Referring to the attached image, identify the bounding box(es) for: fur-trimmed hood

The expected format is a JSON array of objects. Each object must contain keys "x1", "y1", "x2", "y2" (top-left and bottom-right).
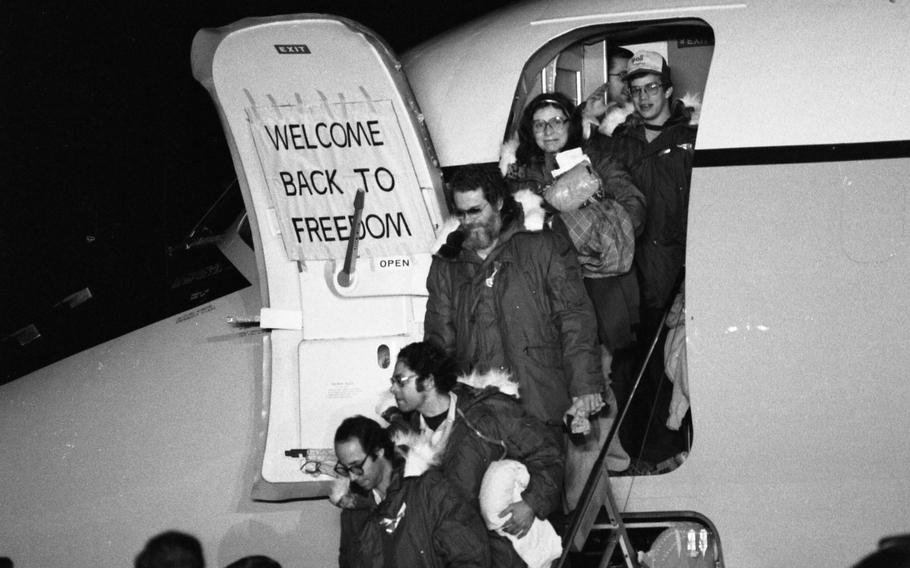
[
  {"x1": 374, "y1": 368, "x2": 520, "y2": 424},
  {"x1": 338, "y1": 374, "x2": 509, "y2": 509},
  {"x1": 678, "y1": 92, "x2": 702, "y2": 126},
  {"x1": 597, "y1": 101, "x2": 635, "y2": 137},
  {"x1": 391, "y1": 427, "x2": 442, "y2": 478},
  {"x1": 455, "y1": 367, "x2": 519, "y2": 397},
  {"x1": 370, "y1": 369, "x2": 521, "y2": 479},
  {"x1": 499, "y1": 137, "x2": 520, "y2": 178}
]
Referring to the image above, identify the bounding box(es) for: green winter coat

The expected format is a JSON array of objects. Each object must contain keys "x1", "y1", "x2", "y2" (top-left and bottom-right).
[{"x1": 425, "y1": 223, "x2": 602, "y2": 426}]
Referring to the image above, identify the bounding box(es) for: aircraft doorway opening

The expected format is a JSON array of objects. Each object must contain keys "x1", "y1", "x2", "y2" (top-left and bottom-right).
[{"x1": 501, "y1": 18, "x2": 714, "y2": 477}]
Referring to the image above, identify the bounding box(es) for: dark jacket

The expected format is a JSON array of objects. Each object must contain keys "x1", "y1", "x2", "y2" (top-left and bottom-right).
[
  {"x1": 425, "y1": 222, "x2": 602, "y2": 426},
  {"x1": 409, "y1": 382, "x2": 563, "y2": 518},
  {"x1": 352, "y1": 466, "x2": 491, "y2": 568},
  {"x1": 401, "y1": 381, "x2": 563, "y2": 568},
  {"x1": 612, "y1": 99, "x2": 697, "y2": 311},
  {"x1": 340, "y1": 503, "x2": 372, "y2": 568}
]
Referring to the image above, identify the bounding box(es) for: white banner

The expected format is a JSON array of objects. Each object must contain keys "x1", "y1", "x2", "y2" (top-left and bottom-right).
[{"x1": 248, "y1": 100, "x2": 435, "y2": 261}]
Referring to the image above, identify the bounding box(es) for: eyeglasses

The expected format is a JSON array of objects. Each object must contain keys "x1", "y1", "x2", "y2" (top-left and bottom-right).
[
  {"x1": 389, "y1": 373, "x2": 419, "y2": 388},
  {"x1": 608, "y1": 71, "x2": 627, "y2": 79},
  {"x1": 629, "y1": 82, "x2": 664, "y2": 99},
  {"x1": 454, "y1": 201, "x2": 489, "y2": 221},
  {"x1": 532, "y1": 115, "x2": 568, "y2": 133},
  {"x1": 334, "y1": 453, "x2": 373, "y2": 477}
]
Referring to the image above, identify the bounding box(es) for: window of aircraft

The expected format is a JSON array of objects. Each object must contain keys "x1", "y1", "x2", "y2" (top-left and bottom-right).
[{"x1": 502, "y1": 19, "x2": 714, "y2": 476}]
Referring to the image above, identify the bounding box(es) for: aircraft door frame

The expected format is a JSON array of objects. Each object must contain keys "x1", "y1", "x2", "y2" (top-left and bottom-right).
[{"x1": 192, "y1": 14, "x2": 447, "y2": 499}]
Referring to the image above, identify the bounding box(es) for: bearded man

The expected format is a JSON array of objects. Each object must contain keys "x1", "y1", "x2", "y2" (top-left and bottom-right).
[{"x1": 424, "y1": 164, "x2": 605, "y2": 441}]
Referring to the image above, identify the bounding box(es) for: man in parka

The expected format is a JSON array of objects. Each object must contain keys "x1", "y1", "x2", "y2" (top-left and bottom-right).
[
  {"x1": 612, "y1": 50, "x2": 697, "y2": 324},
  {"x1": 333, "y1": 415, "x2": 490, "y2": 568},
  {"x1": 424, "y1": 164, "x2": 605, "y2": 435},
  {"x1": 611, "y1": 51, "x2": 698, "y2": 463},
  {"x1": 385, "y1": 341, "x2": 564, "y2": 567}
]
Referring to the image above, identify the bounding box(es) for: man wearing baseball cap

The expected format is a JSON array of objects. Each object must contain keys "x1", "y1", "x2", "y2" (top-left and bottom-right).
[
  {"x1": 611, "y1": 50, "x2": 698, "y2": 464},
  {"x1": 622, "y1": 50, "x2": 676, "y2": 138}
]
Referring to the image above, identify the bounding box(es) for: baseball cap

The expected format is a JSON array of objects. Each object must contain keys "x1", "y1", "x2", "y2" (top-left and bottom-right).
[{"x1": 625, "y1": 50, "x2": 671, "y2": 82}]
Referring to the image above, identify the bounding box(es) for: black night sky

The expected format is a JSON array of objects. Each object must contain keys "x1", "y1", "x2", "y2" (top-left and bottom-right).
[{"x1": 0, "y1": 1, "x2": 516, "y2": 382}]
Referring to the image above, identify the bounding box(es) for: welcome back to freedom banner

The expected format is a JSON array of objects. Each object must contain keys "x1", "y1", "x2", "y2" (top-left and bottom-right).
[{"x1": 248, "y1": 99, "x2": 435, "y2": 261}]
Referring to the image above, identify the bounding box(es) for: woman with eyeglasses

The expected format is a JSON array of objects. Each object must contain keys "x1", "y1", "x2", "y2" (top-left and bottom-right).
[
  {"x1": 502, "y1": 91, "x2": 647, "y2": 426},
  {"x1": 504, "y1": 92, "x2": 583, "y2": 194},
  {"x1": 331, "y1": 415, "x2": 491, "y2": 568}
]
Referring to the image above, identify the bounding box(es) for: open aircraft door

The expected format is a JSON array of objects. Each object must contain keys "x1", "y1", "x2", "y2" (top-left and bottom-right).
[{"x1": 192, "y1": 15, "x2": 447, "y2": 499}]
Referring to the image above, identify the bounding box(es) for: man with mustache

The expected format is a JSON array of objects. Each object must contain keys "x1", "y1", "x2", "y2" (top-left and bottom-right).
[
  {"x1": 387, "y1": 341, "x2": 563, "y2": 567},
  {"x1": 333, "y1": 415, "x2": 491, "y2": 568},
  {"x1": 424, "y1": 164, "x2": 605, "y2": 447}
]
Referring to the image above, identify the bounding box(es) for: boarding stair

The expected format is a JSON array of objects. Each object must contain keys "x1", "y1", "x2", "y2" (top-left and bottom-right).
[
  {"x1": 554, "y1": 276, "x2": 684, "y2": 568},
  {"x1": 557, "y1": 444, "x2": 639, "y2": 568}
]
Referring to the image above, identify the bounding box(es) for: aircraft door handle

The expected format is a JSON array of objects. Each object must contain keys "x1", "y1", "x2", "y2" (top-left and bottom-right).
[
  {"x1": 226, "y1": 315, "x2": 261, "y2": 328},
  {"x1": 337, "y1": 189, "x2": 365, "y2": 288}
]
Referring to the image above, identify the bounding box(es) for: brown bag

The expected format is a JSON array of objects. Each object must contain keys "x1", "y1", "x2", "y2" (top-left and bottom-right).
[{"x1": 543, "y1": 161, "x2": 602, "y2": 212}]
